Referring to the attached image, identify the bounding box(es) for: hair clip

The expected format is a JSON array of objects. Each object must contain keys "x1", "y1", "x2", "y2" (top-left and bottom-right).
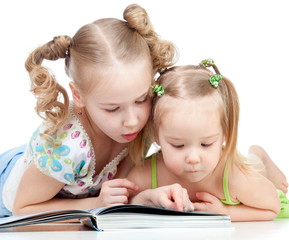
[
  {"x1": 209, "y1": 74, "x2": 222, "y2": 88},
  {"x1": 200, "y1": 58, "x2": 215, "y2": 68},
  {"x1": 158, "y1": 67, "x2": 167, "y2": 74},
  {"x1": 65, "y1": 44, "x2": 71, "y2": 57},
  {"x1": 152, "y1": 84, "x2": 164, "y2": 96}
]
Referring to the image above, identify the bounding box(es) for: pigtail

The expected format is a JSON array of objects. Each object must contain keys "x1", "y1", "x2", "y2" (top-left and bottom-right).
[
  {"x1": 218, "y1": 77, "x2": 239, "y2": 166},
  {"x1": 25, "y1": 35, "x2": 71, "y2": 146},
  {"x1": 123, "y1": 4, "x2": 178, "y2": 73},
  {"x1": 122, "y1": 4, "x2": 178, "y2": 165},
  {"x1": 219, "y1": 77, "x2": 251, "y2": 173}
]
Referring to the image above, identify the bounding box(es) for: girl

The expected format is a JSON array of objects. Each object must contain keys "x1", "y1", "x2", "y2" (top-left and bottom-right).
[
  {"x1": 0, "y1": 4, "x2": 178, "y2": 217},
  {"x1": 127, "y1": 59, "x2": 289, "y2": 221}
]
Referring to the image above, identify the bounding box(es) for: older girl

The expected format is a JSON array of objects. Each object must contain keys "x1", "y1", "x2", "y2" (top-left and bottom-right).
[{"x1": 0, "y1": 4, "x2": 178, "y2": 217}]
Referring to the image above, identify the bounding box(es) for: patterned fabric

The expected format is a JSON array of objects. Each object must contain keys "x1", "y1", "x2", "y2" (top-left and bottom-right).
[{"x1": 1, "y1": 102, "x2": 128, "y2": 212}]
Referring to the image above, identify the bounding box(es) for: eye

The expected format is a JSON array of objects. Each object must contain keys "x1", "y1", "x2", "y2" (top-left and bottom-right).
[
  {"x1": 105, "y1": 107, "x2": 119, "y2": 113},
  {"x1": 136, "y1": 95, "x2": 148, "y2": 104},
  {"x1": 171, "y1": 144, "x2": 184, "y2": 149},
  {"x1": 201, "y1": 143, "x2": 212, "y2": 147}
]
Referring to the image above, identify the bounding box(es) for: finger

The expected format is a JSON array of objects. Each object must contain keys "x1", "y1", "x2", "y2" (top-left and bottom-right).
[
  {"x1": 105, "y1": 178, "x2": 139, "y2": 191},
  {"x1": 189, "y1": 201, "x2": 195, "y2": 211},
  {"x1": 158, "y1": 195, "x2": 177, "y2": 210},
  {"x1": 181, "y1": 188, "x2": 191, "y2": 212},
  {"x1": 193, "y1": 202, "x2": 207, "y2": 211},
  {"x1": 168, "y1": 184, "x2": 186, "y2": 211},
  {"x1": 107, "y1": 187, "x2": 130, "y2": 197},
  {"x1": 182, "y1": 189, "x2": 195, "y2": 212},
  {"x1": 184, "y1": 199, "x2": 195, "y2": 212}
]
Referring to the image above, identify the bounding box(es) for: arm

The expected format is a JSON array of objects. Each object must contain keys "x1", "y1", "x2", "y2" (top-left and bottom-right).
[
  {"x1": 13, "y1": 162, "x2": 138, "y2": 215},
  {"x1": 193, "y1": 168, "x2": 281, "y2": 221}
]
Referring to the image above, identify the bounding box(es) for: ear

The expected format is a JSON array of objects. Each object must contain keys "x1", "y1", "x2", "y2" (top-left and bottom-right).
[{"x1": 69, "y1": 82, "x2": 85, "y2": 108}]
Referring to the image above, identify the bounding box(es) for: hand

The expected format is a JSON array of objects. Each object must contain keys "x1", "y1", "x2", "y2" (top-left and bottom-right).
[
  {"x1": 147, "y1": 184, "x2": 194, "y2": 212},
  {"x1": 193, "y1": 192, "x2": 226, "y2": 214},
  {"x1": 97, "y1": 178, "x2": 139, "y2": 207}
]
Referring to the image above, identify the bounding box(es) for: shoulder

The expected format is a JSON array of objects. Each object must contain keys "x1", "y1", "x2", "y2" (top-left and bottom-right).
[
  {"x1": 229, "y1": 164, "x2": 279, "y2": 204},
  {"x1": 27, "y1": 105, "x2": 95, "y2": 185}
]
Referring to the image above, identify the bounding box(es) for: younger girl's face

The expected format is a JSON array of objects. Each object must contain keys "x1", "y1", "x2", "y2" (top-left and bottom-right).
[
  {"x1": 79, "y1": 60, "x2": 152, "y2": 143},
  {"x1": 158, "y1": 94, "x2": 224, "y2": 183}
]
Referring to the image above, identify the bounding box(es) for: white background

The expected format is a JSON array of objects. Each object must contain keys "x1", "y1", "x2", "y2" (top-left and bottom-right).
[{"x1": 0, "y1": 0, "x2": 288, "y2": 179}]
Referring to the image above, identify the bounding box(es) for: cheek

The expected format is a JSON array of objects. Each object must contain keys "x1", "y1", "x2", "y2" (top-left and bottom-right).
[
  {"x1": 89, "y1": 110, "x2": 117, "y2": 131},
  {"x1": 162, "y1": 152, "x2": 183, "y2": 174},
  {"x1": 141, "y1": 102, "x2": 151, "y2": 119},
  {"x1": 136, "y1": 102, "x2": 151, "y2": 128},
  {"x1": 203, "y1": 146, "x2": 223, "y2": 169}
]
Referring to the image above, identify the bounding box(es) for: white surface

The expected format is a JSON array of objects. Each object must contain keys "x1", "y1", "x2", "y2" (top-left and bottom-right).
[
  {"x1": 0, "y1": 219, "x2": 288, "y2": 240},
  {"x1": 0, "y1": 0, "x2": 288, "y2": 180}
]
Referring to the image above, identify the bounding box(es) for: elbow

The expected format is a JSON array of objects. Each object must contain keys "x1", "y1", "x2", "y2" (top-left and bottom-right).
[
  {"x1": 271, "y1": 202, "x2": 282, "y2": 219},
  {"x1": 264, "y1": 202, "x2": 281, "y2": 220},
  {"x1": 12, "y1": 206, "x2": 23, "y2": 216},
  {"x1": 12, "y1": 202, "x2": 27, "y2": 216}
]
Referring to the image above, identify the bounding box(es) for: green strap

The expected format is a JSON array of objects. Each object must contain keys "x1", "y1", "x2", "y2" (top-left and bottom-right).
[
  {"x1": 220, "y1": 162, "x2": 240, "y2": 205},
  {"x1": 151, "y1": 154, "x2": 157, "y2": 189}
]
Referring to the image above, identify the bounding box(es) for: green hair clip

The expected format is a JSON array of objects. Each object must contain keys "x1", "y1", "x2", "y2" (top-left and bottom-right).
[
  {"x1": 200, "y1": 58, "x2": 215, "y2": 67},
  {"x1": 200, "y1": 58, "x2": 222, "y2": 88},
  {"x1": 209, "y1": 74, "x2": 222, "y2": 88},
  {"x1": 158, "y1": 67, "x2": 167, "y2": 74},
  {"x1": 152, "y1": 84, "x2": 164, "y2": 96}
]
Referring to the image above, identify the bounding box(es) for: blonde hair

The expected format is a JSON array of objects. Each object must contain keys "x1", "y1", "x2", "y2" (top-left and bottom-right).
[
  {"x1": 25, "y1": 4, "x2": 178, "y2": 164},
  {"x1": 151, "y1": 65, "x2": 251, "y2": 172}
]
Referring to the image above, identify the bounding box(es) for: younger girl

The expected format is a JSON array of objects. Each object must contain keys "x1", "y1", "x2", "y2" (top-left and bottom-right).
[
  {"x1": 127, "y1": 59, "x2": 288, "y2": 221},
  {"x1": 0, "y1": 4, "x2": 178, "y2": 217}
]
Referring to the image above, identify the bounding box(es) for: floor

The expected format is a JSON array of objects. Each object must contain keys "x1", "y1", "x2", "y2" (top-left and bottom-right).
[{"x1": 0, "y1": 218, "x2": 288, "y2": 240}]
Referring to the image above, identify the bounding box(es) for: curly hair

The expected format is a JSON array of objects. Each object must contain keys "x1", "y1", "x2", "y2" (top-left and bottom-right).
[{"x1": 25, "y1": 4, "x2": 178, "y2": 164}]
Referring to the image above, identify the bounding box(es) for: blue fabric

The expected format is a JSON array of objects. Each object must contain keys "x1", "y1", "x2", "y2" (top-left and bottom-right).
[{"x1": 0, "y1": 145, "x2": 26, "y2": 217}]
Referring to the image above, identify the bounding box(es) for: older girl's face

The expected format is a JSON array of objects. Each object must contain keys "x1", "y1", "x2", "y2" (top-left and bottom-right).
[{"x1": 79, "y1": 60, "x2": 152, "y2": 143}]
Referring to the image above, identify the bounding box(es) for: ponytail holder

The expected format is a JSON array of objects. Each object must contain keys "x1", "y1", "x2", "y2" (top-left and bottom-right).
[
  {"x1": 209, "y1": 74, "x2": 222, "y2": 88},
  {"x1": 200, "y1": 58, "x2": 215, "y2": 67},
  {"x1": 65, "y1": 44, "x2": 71, "y2": 57},
  {"x1": 158, "y1": 67, "x2": 167, "y2": 74},
  {"x1": 200, "y1": 58, "x2": 222, "y2": 88},
  {"x1": 152, "y1": 84, "x2": 164, "y2": 96}
]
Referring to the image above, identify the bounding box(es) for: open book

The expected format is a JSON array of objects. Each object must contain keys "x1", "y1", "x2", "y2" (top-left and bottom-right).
[{"x1": 0, "y1": 204, "x2": 232, "y2": 231}]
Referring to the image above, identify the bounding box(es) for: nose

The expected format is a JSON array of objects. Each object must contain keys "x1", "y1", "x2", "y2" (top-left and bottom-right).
[
  {"x1": 123, "y1": 107, "x2": 138, "y2": 128},
  {"x1": 185, "y1": 148, "x2": 201, "y2": 165}
]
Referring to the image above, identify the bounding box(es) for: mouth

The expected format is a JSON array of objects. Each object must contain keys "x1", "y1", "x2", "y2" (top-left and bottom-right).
[{"x1": 122, "y1": 132, "x2": 138, "y2": 141}]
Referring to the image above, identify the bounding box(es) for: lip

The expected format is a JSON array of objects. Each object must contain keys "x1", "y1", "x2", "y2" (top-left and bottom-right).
[{"x1": 122, "y1": 132, "x2": 138, "y2": 141}]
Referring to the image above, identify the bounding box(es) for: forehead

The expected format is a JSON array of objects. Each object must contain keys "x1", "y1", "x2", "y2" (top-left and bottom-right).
[
  {"x1": 159, "y1": 94, "x2": 222, "y2": 136},
  {"x1": 80, "y1": 59, "x2": 153, "y2": 102}
]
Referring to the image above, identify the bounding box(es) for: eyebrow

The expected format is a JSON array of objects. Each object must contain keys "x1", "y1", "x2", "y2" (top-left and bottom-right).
[
  {"x1": 99, "y1": 91, "x2": 149, "y2": 106},
  {"x1": 165, "y1": 133, "x2": 220, "y2": 141}
]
